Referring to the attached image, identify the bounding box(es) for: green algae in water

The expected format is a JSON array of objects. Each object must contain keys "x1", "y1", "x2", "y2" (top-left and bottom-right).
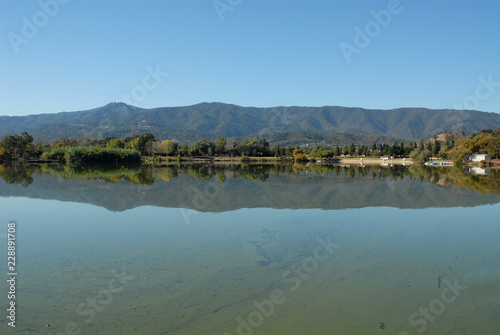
[{"x1": 1, "y1": 200, "x2": 499, "y2": 334}]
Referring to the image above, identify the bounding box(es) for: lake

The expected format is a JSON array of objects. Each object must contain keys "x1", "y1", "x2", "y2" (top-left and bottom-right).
[{"x1": 0, "y1": 163, "x2": 499, "y2": 334}]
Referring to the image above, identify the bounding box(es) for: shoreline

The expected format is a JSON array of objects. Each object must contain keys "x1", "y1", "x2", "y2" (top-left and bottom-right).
[
  {"x1": 144, "y1": 156, "x2": 414, "y2": 166},
  {"x1": 7, "y1": 157, "x2": 499, "y2": 168}
]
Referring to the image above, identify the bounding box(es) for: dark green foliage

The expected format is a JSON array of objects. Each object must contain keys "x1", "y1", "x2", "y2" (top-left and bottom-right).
[
  {"x1": 0, "y1": 132, "x2": 33, "y2": 157},
  {"x1": 127, "y1": 134, "x2": 155, "y2": 155},
  {"x1": 310, "y1": 146, "x2": 334, "y2": 159},
  {"x1": 433, "y1": 140, "x2": 441, "y2": 155},
  {"x1": 38, "y1": 164, "x2": 152, "y2": 185},
  {"x1": 348, "y1": 143, "x2": 356, "y2": 156},
  {"x1": 53, "y1": 138, "x2": 80, "y2": 148},
  {"x1": 0, "y1": 163, "x2": 35, "y2": 186},
  {"x1": 42, "y1": 147, "x2": 141, "y2": 164},
  {"x1": 448, "y1": 130, "x2": 500, "y2": 162},
  {"x1": 216, "y1": 137, "x2": 226, "y2": 151},
  {"x1": 239, "y1": 139, "x2": 271, "y2": 157},
  {"x1": 410, "y1": 148, "x2": 432, "y2": 165},
  {"x1": 333, "y1": 146, "x2": 341, "y2": 156},
  {"x1": 188, "y1": 140, "x2": 216, "y2": 156},
  {"x1": 41, "y1": 147, "x2": 67, "y2": 161}
]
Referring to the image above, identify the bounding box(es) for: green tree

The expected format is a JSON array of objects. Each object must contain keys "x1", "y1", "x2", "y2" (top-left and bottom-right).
[
  {"x1": 410, "y1": 148, "x2": 431, "y2": 165},
  {"x1": 31, "y1": 141, "x2": 45, "y2": 157},
  {"x1": 426, "y1": 141, "x2": 433, "y2": 152},
  {"x1": 333, "y1": 146, "x2": 341, "y2": 157},
  {"x1": 311, "y1": 146, "x2": 334, "y2": 159},
  {"x1": 161, "y1": 140, "x2": 175, "y2": 155},
  {"x1": 216, "y1": 137, "x2": 227, "y2": 151},
  {"x1": 0, "y1": 132, "x2": 34, "y2": 158},
  {"x1": 433, "y1": 140, "x2": 441, "y2": 155},
  {"x1": 239, "y1": 139, "x2": 271, "y2": 157},
  {"x1": 53, "y1": 138, "x2": 80, "y2": 148},
  {"x1": 348, "y1": 143, "x2": 356, "y2": 156},
  {"x1": 127, "y1": 134, "x2": 155, "y2": 155},
  {"x1": 449, "y1": 131, "x2": 500, "y2": 161},
  {"x1": 0, "y1": 147, "x2": 11, "y2": 161},
  {"x1": 106, "y1": 138, "x2": 124, "y2": 148},
  {"x1": 188, "y1": 140, "x2": 216, "y2": 156},
  {"x1": 272, "y1": 144, "x2": 281, "y2": 157}
]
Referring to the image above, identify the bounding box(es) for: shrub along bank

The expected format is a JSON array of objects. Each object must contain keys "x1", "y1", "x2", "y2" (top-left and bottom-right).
[{"x1": 41, "y1": 147, "x2": 141, "y2": 164}]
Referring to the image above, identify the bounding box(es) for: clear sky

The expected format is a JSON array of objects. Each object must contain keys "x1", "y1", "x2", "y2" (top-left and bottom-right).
[{"x1": 1, "y1": 0, "x2": 499, "y2": 116}]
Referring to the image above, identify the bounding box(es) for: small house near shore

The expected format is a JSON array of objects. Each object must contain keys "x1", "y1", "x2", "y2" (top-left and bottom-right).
[
  {"x1": 469, "y1": 154, "x2": 492, "y2": 162},
  {"x1": 469, "y1": 167, "x2": 491, "y2": 175}
]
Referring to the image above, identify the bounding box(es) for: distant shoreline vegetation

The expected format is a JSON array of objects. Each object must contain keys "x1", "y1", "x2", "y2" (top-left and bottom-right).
[
  {"x1": 41, "y1": 147, "x2": 141, "y2": 164},
  {"x1": 0, "y1": 128, "x2": 499, "y2": 166}
]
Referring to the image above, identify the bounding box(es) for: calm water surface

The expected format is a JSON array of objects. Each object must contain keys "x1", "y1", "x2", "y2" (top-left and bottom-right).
[{"x1": 0, "y1": 165, "x2": 499, "y2": 334}]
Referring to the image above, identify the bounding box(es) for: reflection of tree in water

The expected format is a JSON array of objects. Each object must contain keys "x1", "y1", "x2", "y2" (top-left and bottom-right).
[
  {"x1": 409, "y1": 165, "x2": 500, "y2": 194},
  {"x1": 158, "y1": 166, "x2": 178, "y2": 182},
  {"x1": 38, "y1": 163, "x2": 154, "y2": 185},
  {"x1": 183, "y1": 164, "x2": 273, "y2": 182},
  {"x1": 3, "y1": 163, "x2": 498, "y2": 194},
  {"x1": 187, "y1": 165, "x2": 217, "y2": 181},
  {"x1": 240, "y1": 165, "x2": 270, "y2": 182},
  {"x1": 130, "y1": 167, "x2": 155, "y2": 185},
  {"x1": 0, "y1": 163, "x2": 35, "y2": 187}
]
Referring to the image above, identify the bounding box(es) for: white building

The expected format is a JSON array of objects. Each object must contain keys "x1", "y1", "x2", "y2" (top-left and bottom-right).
[
  {"x1": 469, "y1": 154, "x2": 492, "y2": 162},
  {"x1": 469, "y1": 167, "x2": 491, "y2": 175}
]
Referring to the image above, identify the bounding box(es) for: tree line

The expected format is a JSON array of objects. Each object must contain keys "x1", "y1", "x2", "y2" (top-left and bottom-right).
[
  {"x1": 1, "y1": 128, "x2": 499, "y2": 164},
  {"x1": 410, "y1": 128, "x2": 500, "y2": 164}
]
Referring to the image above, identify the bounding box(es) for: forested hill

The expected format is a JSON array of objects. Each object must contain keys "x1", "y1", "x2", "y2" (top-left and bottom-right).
[{"x1": 1, "y1": 102, "x2": 499, "y2": 143}]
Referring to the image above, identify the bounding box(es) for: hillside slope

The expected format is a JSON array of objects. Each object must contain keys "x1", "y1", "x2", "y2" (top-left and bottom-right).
[{"x1": 1, "y1": 102, "x2": 499, "y2": 142}]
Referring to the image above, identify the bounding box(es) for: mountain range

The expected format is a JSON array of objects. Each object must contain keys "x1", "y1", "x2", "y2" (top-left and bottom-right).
[{"x1": 1, "y1": 102, "x2": 499, "y2": 144}]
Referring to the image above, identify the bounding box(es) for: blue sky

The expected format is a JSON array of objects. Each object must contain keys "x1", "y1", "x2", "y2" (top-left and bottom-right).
[{"x1": 1, "y1": 0, "x2": 499, "y2": 116}]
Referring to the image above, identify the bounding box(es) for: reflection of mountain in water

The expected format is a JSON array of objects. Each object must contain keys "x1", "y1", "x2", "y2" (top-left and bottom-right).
[{"x1": 0, "y1": 164, "x2": 499, "y2": 212}]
